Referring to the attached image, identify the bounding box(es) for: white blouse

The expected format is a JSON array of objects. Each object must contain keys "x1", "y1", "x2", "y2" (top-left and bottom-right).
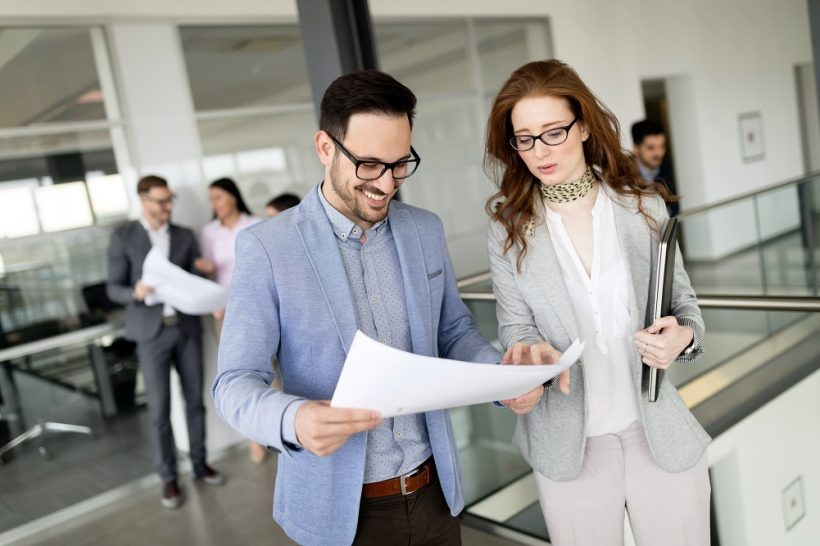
[{"x1": 544, "y1": 186, "x2": 641, "y2": 437}]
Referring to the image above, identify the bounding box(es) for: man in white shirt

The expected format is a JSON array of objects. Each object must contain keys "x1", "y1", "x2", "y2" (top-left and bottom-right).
[{"x1": 106, "y1": 175, "x2": 224, "y2": 509}]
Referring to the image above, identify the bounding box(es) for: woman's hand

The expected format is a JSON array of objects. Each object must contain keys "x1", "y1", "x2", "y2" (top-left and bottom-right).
[
  {"x1": 194, "y1": 257, "x2": 215, "y2": 276},
  {"x1": 634, "y1": 316, "x2": 694, "y2": 370},
  {"x1": 501, "y1": 341, "x2": 570, "y2": 414}
]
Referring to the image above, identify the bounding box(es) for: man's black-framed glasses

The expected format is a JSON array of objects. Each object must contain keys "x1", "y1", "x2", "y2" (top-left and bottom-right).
[
  {"x1": 328, "y1": 134, "x2": 421, "y2": 181},
  {"x1": 509, "y1": 118, "x2": 579, "y2": 151},
  {"x1": 139, "y1": 192, "x2": 177, "y2": 206}
]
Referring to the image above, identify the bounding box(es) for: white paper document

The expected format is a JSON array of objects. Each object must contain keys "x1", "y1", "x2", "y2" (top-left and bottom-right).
[
  {"x1": 141, "y1": 247, "x2": 228, "y2": 315},
  {"x1": 331, "y1": 331, "x2": 584, "y2": 417}
]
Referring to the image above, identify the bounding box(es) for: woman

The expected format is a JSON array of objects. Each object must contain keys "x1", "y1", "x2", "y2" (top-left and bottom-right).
[
  {"x1": 195, "y1": 178, "x2": 265, "y2": 463},
  {"x1": 196, "y1": 178, "x2": 261, "y2": 303},
  {"x1": 485, "y1": 60, "x2": 710, "y2": 546}
]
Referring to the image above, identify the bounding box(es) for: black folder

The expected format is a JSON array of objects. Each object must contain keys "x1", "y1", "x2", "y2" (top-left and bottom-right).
[{"x1": 644, "y1": 217, "x2": 679, "y2": 403}]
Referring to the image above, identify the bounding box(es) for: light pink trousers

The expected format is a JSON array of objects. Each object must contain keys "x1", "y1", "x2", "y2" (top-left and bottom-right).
[{"x1": 534, "y1": 422, "x2": 710, "y2": 546}]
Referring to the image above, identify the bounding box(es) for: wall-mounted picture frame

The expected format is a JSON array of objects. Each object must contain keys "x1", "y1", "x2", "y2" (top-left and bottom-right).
[
  {"x1": 782, "y1": 475, "x2": 806, "y2": 531},
  {"x1": 739, "y1": 111, "x2": 765, "y2": 163}
]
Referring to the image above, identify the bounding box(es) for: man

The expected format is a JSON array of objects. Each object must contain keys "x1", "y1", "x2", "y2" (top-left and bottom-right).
[
  {"x1": 107, "y1": 175, "x2": 224, "y2": 509},
  {"x1": 631, "y1": 119, "x2": 679, "y2": 216},
  {"x1": 265, "y1": 192, "x2": 301, "y2": 217},
  {"x1": 212, "y1": 71, "x2": 545, "y2": 546}
]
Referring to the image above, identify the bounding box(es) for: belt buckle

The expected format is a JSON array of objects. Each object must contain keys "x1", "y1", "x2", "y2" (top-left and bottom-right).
[{"x1": 399, "y1": 466, "x2": 421, "y2": 496}]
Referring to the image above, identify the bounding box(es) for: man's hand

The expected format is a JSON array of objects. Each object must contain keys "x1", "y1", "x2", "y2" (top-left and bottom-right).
[
  {"x1": 295, "y1": 401, "x2": 382, "y2": 457},
  {"x1": 194, "y1": 257, "x2": 215, "y2": 276},
  {"x1": 133, "y1": 279, "x2": 154, "y2": 302},
  {"x1": 500, "y1": 342, "x2": 570, "y2": 413},
  {"x1": 634, "y1": 316, "x2": 694, "y2": 370}
]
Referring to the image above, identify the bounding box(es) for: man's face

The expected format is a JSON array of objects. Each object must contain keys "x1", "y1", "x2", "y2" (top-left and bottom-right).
[
  {"x1": 318, "y1": 112, "x2": 412, "y2": 231},
  {"x1": 140, "y1": 186, "x2": 174, "y2": 226},
  {"x1": 633, "y1": 134, "x2": 667, "y2": 170}
]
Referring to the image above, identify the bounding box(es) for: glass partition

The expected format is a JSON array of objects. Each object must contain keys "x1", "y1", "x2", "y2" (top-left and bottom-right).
[{"x1": 682, "y1": 173, "x2": 820, "y2": 297}]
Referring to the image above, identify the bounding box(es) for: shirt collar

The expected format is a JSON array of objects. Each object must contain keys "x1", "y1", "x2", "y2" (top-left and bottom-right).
[
  {"x1": 637, "y1": 160, "x2": 660, "y2": 182},
  {"x1": 317, "y1": 183, "x2": 387, "y2": 242},
  {"x1": 139, "y1": 217, "x2": 169, "y2": 235}
]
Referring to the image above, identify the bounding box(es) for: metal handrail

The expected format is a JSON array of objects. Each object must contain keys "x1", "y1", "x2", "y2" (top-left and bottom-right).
[
  {"x1": 458, "y1": 289, "x2": 820, "y2": 312},
  {"x1": 677, "y1": 169, "x2": 820, "y2": 219},
  {"x1": 696, "y1": 295, "x2": 820, "y2": 312}
]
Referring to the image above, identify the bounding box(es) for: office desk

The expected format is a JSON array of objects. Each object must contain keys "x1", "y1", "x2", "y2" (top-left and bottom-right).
[{"x1": 0, "y1": 321, "x2": 125, "y2": 420}]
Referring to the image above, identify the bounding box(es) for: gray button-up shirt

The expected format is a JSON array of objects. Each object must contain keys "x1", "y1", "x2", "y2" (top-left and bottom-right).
[{"x1": 318, "y1": 186, "x2": 431, "y2": 482}]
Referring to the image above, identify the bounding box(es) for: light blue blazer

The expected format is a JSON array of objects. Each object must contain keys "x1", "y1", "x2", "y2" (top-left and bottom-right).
[{"x1": 212, "y1": 185, "x2": 499, "y2": 546}]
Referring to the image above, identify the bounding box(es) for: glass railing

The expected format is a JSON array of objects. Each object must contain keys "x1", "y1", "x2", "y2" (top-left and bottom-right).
[
  {"x1": 679, "y1": 171, "x2": 820, "y2": 297},
  {"x1": 456, "y1": 300, "x2": 820, "y2": 543}
]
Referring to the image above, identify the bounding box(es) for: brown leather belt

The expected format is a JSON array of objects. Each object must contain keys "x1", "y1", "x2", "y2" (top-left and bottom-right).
[
  {"x1": 162, "y1": 315, "x2": 179, "y2": 327},
  {"x1": 362, "y1": 459, "x2": 434, "y2": 499}
]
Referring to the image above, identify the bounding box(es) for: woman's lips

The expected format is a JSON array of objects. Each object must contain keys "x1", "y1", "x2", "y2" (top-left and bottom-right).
[{"x1": 538, "y1": 164, "x2": 557, "y2": 174}]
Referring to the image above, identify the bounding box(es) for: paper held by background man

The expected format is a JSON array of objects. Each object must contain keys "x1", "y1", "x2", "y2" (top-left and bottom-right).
[
  {"x1": 331, "y1": 331, "x2": 584, "y2": 418},
  {"x1": 141, "y1": 247, "x2": 228, "y2": 315}
]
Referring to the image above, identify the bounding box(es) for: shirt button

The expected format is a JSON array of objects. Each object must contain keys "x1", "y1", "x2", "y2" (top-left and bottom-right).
[
  {"x1": 362, "y1": 250, "x2": 367, "y2": 256},
  {"x1": 370, "y1": 294, "x2": 377, "y2": 301},
  {"x1": 381, "y1": 338, "x2": 387, "y2": 343}
]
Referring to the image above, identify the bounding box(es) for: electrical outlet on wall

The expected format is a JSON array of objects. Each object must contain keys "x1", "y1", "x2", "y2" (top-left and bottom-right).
[{"x1": 782, "y1": 476, "x2": 805, "y2": 531}]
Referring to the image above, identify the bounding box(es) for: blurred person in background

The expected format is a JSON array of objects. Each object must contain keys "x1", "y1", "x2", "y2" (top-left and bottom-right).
[
  {"x1": 107, "y1": 174, "x2": 225, "y2": 510},
  {"x1": 266, "y1": 192, "x2": 301, "y2": 217},
  {"x1": 194, "y1": 177, "x2": 263, "y2": 462},
  {"x1": 631, "y1": 120, "x2": 679, "y2": 216}
]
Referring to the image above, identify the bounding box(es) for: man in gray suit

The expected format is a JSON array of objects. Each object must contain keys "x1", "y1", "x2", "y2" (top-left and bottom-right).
[{"x1": 107, "y1": 175, "x2": 224, "y2": 509}]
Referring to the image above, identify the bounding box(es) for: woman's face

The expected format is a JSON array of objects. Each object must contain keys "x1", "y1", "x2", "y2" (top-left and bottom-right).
[
  {"x1": 510, "y1": 95, "x2": 589, "y2": 186},
  {"x1": 209, "y1": 187, "x2": 238, "y2": 220}
]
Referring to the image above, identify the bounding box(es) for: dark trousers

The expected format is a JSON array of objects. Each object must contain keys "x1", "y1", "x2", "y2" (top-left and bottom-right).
[
  {"x1": 353, "y1": 473, "x2": 461, "y2": 546},
  {"x1": 136, "y1": 324, "x2": 206, "y2": 483}
]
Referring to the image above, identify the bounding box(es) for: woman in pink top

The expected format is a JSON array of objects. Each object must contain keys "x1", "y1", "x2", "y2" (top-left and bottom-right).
[
  {"x1": 195, "y1": 179, "x2": 264, "y2": 463},
  {"x1": 196, "y1": 178, "x2": 262, "y2": 299}
]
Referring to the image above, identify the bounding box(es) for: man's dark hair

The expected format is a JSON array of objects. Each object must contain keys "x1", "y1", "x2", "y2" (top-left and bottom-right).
[
  {"x1": 631, "y1": 120, "x2": 666, "y2": 146},
  {"x1": 319, "y1": 70, "x2": 416, "y2": 140},
  {"x1": 266, "y1": 193, "x2": 301, "y2": 212},
  {"x1": 137, "y1": 174, "x2": 168, "y2": 195}
]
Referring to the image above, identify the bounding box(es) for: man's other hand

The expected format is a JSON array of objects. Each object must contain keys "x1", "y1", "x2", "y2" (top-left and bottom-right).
[{"x1": 295, "y1": 401, "x2": 382, "y2": 457}]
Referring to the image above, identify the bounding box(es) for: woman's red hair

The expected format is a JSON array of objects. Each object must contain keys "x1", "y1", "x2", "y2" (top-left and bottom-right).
[{"x1": 485, "y1": 59, "x2": 673, "y2": 268}]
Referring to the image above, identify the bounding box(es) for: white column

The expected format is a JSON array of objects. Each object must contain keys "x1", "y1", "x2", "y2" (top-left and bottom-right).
[{"x1": 106, "y1": 22, "x2": 245, "y2": 455}]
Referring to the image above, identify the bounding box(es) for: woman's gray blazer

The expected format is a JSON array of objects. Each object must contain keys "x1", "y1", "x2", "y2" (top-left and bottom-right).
[{"x1": 488, "y1": 186, "x2": 710, "y2": 481}]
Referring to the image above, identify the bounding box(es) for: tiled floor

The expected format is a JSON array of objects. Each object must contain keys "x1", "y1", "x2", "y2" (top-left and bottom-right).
[
  {"x1": 10, "y1": 445, "x2": 526, "y2": 546},
  {"x1": 0, "y1": 372, "x2": 154, "y2": 532}
]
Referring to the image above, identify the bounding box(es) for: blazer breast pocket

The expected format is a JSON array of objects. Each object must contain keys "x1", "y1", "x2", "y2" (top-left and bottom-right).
[{"x1": 427, "y1": 268, "x2": 444, "y2": 296}]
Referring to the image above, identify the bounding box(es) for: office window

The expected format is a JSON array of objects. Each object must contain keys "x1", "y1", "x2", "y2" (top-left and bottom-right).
[
  {"x1": 376, "y1": 18, "x2": 552, "y2": 275},
  {"x1": 181, "y1": 25, "x2": 319, "y2": 214},
  {"x1": 86, "y1": 173, "x2": 129, "y2": 218},
  {"x1": 34, "y1": 181, "x2": 94, "y2": 232},
  {"x1": 0, "y1": 184, "x2": 40, "y2": 238}
]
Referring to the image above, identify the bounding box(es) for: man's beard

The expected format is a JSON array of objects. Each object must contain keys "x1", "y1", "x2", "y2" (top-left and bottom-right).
[{"x1": 329, "y1": 156, "x2": 392, "y2": 225}]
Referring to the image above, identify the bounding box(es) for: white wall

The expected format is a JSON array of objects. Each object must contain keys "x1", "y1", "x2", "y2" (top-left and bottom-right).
[{"x1": 707, "y1": 369, "x2": 820, "y2": 545}]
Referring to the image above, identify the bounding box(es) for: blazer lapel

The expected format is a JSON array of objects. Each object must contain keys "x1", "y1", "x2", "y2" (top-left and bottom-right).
[
  {"x1": 131, "y1": 221, "x2": 152, "y2": 273},
  {"x1": 296, "y1": 189, "x2": 359, "y2": 355},
  {"x1": 389, "y1": 204, "x2": 433, "y2": 356}
]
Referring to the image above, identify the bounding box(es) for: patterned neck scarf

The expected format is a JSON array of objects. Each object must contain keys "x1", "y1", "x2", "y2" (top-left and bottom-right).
[{"x1": 538, "y1": 166, "x2": 594, "y2": 203}]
